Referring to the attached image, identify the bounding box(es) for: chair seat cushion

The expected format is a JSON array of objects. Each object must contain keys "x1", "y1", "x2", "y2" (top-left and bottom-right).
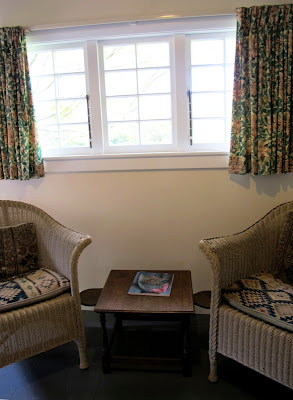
[
  {"x1": 0, "y1": 268, "x2": 70, "y2": 312},
  {"x1": 222, "y1": 273, "x2": 293, "y2": 332}
]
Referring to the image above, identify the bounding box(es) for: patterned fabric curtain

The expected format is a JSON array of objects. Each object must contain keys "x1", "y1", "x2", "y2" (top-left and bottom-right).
[
  {"x1": 228, "y1": 5, "x2": 293, "y2": 175},
  {"x1": 0, "y1": 27, "x2": 44, "y2": 180}
]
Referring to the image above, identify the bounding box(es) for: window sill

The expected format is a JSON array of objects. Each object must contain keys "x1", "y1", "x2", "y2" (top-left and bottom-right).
[{"x1": 43, "y1": 152, "x2": 230, "y2": 173}]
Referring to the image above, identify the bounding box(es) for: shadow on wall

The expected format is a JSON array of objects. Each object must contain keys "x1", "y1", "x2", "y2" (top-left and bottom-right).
[{"x1": 229, "y1": 173, "x2": 293, "y2": 197}]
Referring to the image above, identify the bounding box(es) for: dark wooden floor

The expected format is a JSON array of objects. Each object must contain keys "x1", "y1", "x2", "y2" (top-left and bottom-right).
[{"x1": 0, "y1": 312, "x2": 291, "y2": 399}]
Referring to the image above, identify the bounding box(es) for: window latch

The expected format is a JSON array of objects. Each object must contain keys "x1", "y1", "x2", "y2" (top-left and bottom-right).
[{"x1": 86, "y1": 94, "x2": 92, "y2": 148}]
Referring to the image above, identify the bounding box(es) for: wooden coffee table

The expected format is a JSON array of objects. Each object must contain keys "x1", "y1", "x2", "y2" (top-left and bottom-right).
[{"x1": 94, "y1": 270, "x2": 194, "y2": 376}]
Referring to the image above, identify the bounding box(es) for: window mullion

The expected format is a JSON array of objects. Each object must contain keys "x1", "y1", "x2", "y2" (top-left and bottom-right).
[
  {"x1": 52, "y1": 50, "x2": 61, "y2": 149},
  {"x1": 134, "y1": 43, "x2": 141, "y2": 145},
  {"x1": 223, "y1": 38, "x2": 227, "y2": 147},
  {"x1": 173, "y1": 34, "x2": 188, "y2": 153},
  {"x1": 86, "y1": 40, "x2": 104, "y2": 153}
]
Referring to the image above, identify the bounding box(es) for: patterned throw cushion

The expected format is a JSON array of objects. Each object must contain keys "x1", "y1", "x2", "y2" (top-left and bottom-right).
[
  {"x1": 0, "y1": 223, "x2": 38, "y2": 281},
  {"x1": 222, "y1": 273, "x2": 293, "y2": 332},
  {"x1": 275, "y1": 212, "x2": 293, "y2": 284},
  {"x1": 0, "y1": 268, "x2": 70, "y2": 312}
]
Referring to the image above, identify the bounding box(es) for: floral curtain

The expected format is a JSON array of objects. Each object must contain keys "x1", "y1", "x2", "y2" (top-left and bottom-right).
[
  {"x1": 228, "y1": 5, "x2": 293, "y2": 175},
  {"x1": 0, "y1": 26, "x2": 44, "y2": 180}
]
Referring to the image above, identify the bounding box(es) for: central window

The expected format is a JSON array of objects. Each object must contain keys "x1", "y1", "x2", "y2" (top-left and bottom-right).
[{"x1": 99, "y1": 39, "x2": 175, "y2": 152}]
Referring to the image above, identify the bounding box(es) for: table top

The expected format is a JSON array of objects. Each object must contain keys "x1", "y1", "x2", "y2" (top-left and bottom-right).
[{"x1": 94, "y1": 270, "x2": 194, "y2": 314}]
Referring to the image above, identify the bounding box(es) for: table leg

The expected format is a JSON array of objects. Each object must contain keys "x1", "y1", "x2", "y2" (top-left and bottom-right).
[
  {"x1": 100, "y1": 312, "x2": 111, "y2": 373},
  {"x1": 182, "y1": 315, "x2": 192, "y2": 377}
]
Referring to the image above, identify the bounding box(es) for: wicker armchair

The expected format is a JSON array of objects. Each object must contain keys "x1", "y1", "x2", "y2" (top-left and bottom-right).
[
  {"x1": 199, "y1": 201, "x2": 293, "y2": 390},
  {"x1": 0, "y1": 200, "x2": 91, "y2": 369}
]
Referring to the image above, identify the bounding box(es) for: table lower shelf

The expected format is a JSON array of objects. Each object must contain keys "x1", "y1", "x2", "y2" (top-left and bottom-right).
[{"x1": 99, "y1": 312, "x2": 192, "y2": 376}]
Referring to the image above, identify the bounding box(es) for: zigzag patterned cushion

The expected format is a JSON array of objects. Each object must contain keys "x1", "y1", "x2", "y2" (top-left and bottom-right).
[
  {"x1": 0, "y1": 268, "x2": 70, "y2": 312},
  {"x1": 222, "y1": 273, "x2": 293, "y2": 332}
]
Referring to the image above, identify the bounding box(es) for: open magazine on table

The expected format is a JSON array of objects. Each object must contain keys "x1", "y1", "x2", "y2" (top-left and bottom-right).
[{"x1": 128, "y1": 271, "x2": 174, "y2": 296}]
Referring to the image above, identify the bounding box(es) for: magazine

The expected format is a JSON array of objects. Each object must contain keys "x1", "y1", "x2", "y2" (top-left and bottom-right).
[{"x1": 128, "y1": 271, "x2": 174, "y2": 296}]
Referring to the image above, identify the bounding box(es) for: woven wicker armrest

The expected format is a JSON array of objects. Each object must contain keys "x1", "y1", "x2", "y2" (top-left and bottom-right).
[
  {"x1": 37, "y1": 220, "x2": 92, "y2": 298},
  {"x1": 39, "y1": 221, "x2": 91, "y2": 275},
  {"x1": 199, "y1": 227, "x2": 272, "y2": 290}
]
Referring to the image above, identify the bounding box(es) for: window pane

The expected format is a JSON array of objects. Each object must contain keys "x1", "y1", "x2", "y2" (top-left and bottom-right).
[
  {"x1": 192, "y1": 93, "x2": 224, "y2": 118},
  {"x1": 108, "y1": 122, "x2": 139, "y2": 145},
  {"x1": 225, "y1": 65, "x2": 234, "y2": 91},
  {"x1": 34, "y1": 101, "x2": 57, "y2": 125},
  {"x1": 226, "y1": 37, "x2": 236, "y2": 63},
  {"x1": 192, "y1": 119, "x2": 225, "y2": 143},
  {"x1": 141, "y1": 120, "x2": 172, "y2": 144},
  {"x1": 105, "y1": 71, "x2": 137, "y2": 96},
  {"x1": 138, "y1": 68, "x2": 170, "y2": 94},
  {"x1": 139, "y1": 95, "x2": 171, "y2": 120},
  {"x1": 191, "y1": 40, "x2": 224, "y2": 65},
  {"x1": 31, "y1": 76, "x2": 55, "y2": 100},
  {"x1": 103, "y1": 45, "x2": 136, "y2": 70},
  {"x1": 37, "y1": 125, "x2": 59, "y2": 148},
  {"x1": 192, "y1": 66, "x2": 224, "y2": 92},
  {"x1": 106, "y1": 97, "x2": 138, "y2": 121},
  {"x1": 58, "y1": 99, "x2": 88, "y2": 123},
  {"x1": 226, "y1": 91, "x2": 233, "y2": 118},
  {"x1": 226, "y1": 119, "x2": 232, "y2": 140},
  {"x1": 59, "y1": 124, "x2": 90, "y2": 147},
  {"x1": 54, "y1": 49, "x2": 85, "y2": 73},
  {"x1": 28, "y1": 51, "x2": 53, "y2": 75},
  {"x1": 57, "y1": 74, "x2": 86, "y2": 98},
  {"x1": 137, "y1": 42, "x2": 170, "y2": 68}
]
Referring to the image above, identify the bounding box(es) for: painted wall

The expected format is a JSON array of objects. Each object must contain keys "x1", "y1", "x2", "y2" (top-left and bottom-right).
[
  {"x1": 1, "y1": 0, "x2": 292, "y2": 28},
  {"x1": 1, "y1": 0, "x2": 293, "y2": 310}
]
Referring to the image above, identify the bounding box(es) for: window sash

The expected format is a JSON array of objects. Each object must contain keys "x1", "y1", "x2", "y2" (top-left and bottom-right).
[
  {"x1": 98, "y1": 36, "x2": 179, "y2": 153},
  {"x1": 28, "y1": 42, "x2": 93, "y2": 156},
  {"x1": 186, "y1": 31, "x2": 236, "y2": 152}
]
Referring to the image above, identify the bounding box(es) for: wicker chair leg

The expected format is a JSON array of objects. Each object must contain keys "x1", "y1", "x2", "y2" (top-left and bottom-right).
[
  {"x1": 208, "y1": 359, "x2": 218, "y2": 383},
  {"x1": 75, "y1": 340, "x2": 89, "y2": 369}
]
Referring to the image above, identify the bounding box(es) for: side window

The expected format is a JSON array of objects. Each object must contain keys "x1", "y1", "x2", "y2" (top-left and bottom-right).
[
  {"x1": 188, "y1": 33, "x2": 236, "y2": 152},
  {"x1": 99, "y1": 39, "x2": 176, "y2": 152},
  {"x1": 28, "y1": 45, "x2": 91, "y2": 156}
]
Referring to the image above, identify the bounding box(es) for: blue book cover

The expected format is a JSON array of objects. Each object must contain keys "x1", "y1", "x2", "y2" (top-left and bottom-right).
[{"x1": 128, "y1": 271, "x2": 174, "y2": 296}]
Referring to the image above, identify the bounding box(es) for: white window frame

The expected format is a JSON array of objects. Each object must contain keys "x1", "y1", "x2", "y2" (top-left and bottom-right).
[{"x1": 26, "y1": 15, "x2": 236, "y2": 173}]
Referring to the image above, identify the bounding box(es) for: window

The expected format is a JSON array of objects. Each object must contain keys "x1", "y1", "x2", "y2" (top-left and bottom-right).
[{"x1": 27, "y1": 15, "x2": 236, "y2": 168}]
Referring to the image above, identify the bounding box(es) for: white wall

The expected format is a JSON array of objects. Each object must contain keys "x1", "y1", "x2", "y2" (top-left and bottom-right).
[
  {"x1": 1, "y1": 171, "x2": 293, "y2": 297},
  {"x1": 1, "y1": 0, "x2": 293, "y2": 308}
]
